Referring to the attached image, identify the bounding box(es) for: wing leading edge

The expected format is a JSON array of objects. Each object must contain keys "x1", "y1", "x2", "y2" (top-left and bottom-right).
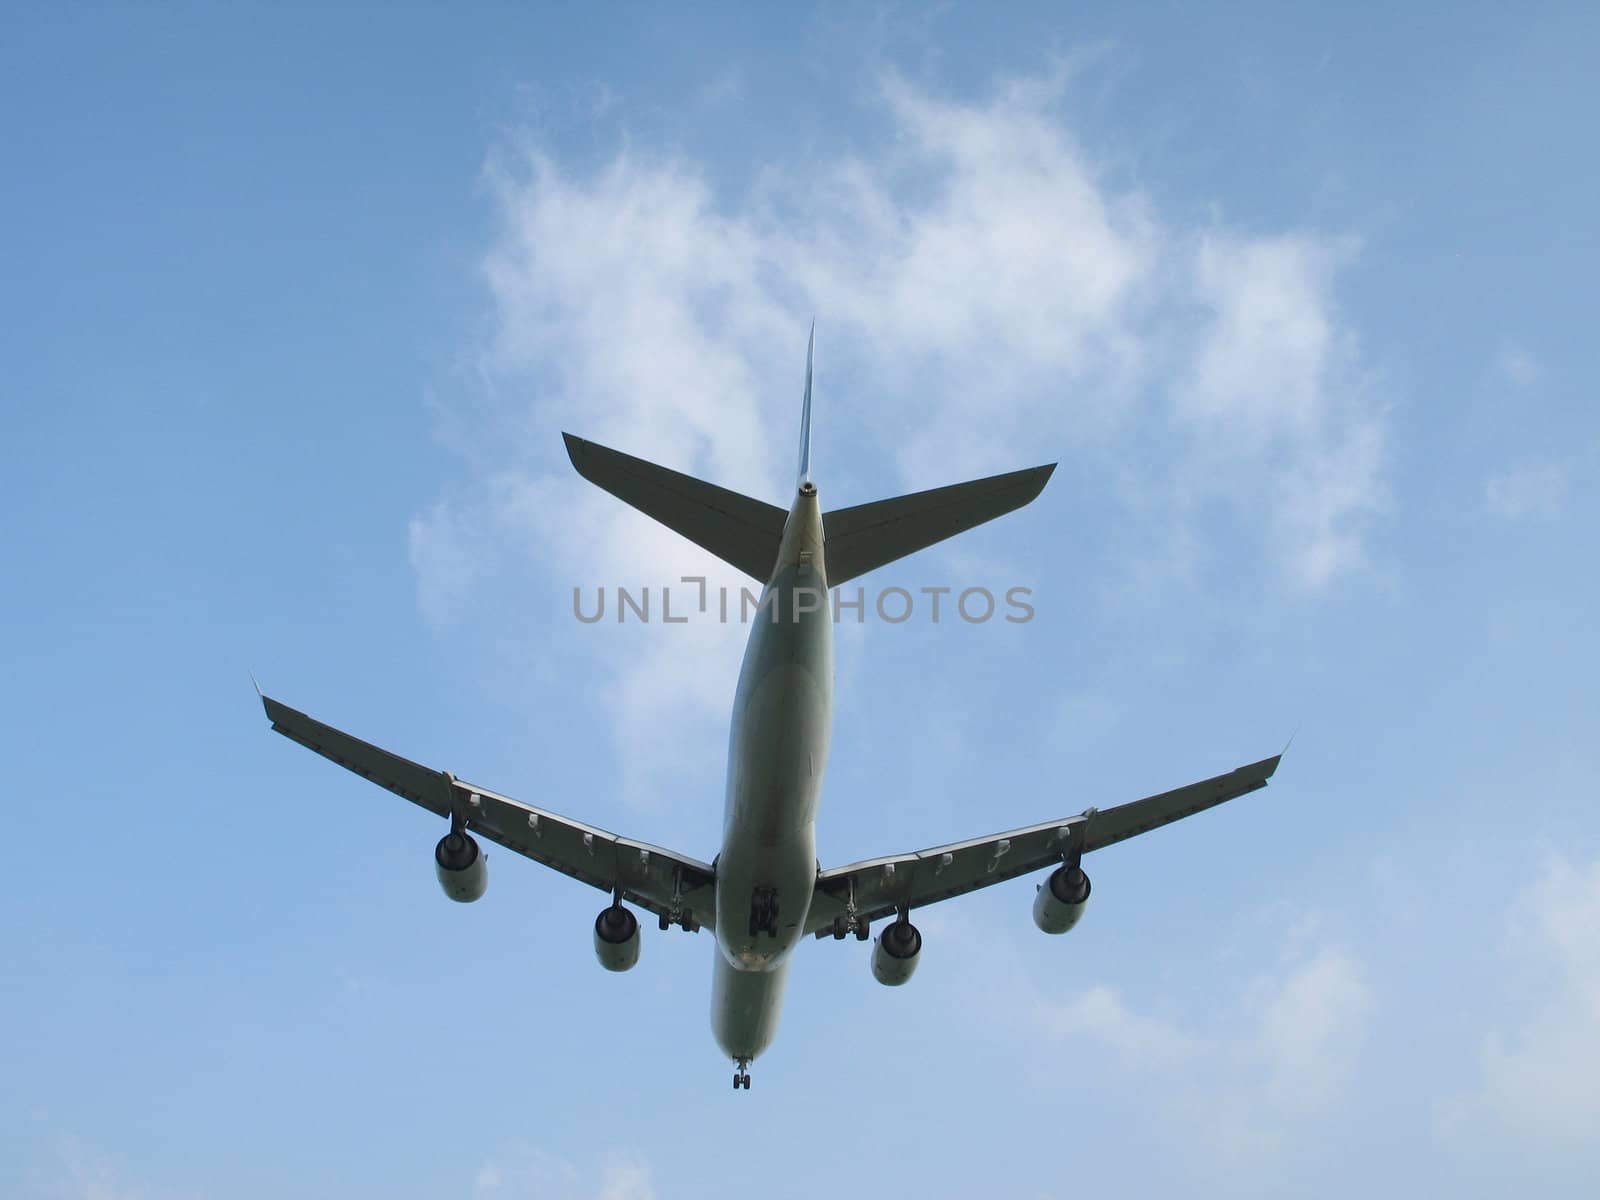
[
  {"x1": 806, "y1": 754, "x2": 1281, "y2": 936},
  {"x1": 261, "y1": 695, "x2": 716, "y2": 931}
]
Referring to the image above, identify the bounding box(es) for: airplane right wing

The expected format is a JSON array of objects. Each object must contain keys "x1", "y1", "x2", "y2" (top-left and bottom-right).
[
  {"x1": 805, "y1": 754, "x2": 1281, "y2": 936},
  {"x1": 261, "y1": 694, "x2": 717, "y2": 931}
]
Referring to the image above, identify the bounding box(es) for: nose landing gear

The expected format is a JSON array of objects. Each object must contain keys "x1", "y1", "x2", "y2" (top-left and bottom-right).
[{"x1": 731, "y1": 1058, "x2": 752, "y2": 1090}]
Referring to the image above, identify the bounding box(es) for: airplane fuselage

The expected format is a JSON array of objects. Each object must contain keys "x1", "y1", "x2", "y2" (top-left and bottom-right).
[{"x1": 711, "y1": 483, "x2": 832, "y2": 1064}]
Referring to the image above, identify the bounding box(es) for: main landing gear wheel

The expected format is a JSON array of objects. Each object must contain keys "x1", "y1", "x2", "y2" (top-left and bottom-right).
[{"x1": 749, "y1": 887, "x2": 780, "y2": 937}]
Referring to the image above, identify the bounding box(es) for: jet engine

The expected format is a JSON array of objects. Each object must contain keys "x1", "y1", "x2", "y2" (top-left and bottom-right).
[
  {"x1": 1032, "y1": 864, "x2": 1091, "y2": 934},
  {"x1": 593, "y1": 904, "x2": 641, "y2": 972},
  {"x1": 871, "y1": 918, "x2": 922, "y2": 986},
  {"x1": 434, "y1": 830, "x2": 487, "y2": 902}
]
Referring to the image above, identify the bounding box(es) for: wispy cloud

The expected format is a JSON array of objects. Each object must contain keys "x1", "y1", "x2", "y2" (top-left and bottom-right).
[
  {"x1": 1485, "y1": 459, "x2": 1568, "y2": 521},
  {"x1": 1183, "y1": 232, "x2": 1385, "y2": 587},
  {"x1": 1434, "y1": 853, "x2": 1600, "y2": 1152},
  {"x1": 415, "y1": 69, "x2": 1389, "y2": 794},
  {"x1": 1496, "y1": 344, "x2": 1540, "y2": 388},
  {"x1": 1031, "y1": 943, "x2": 1373, "y2": 1162},
  {"x1": 23, "y1": 1136, "x2": 200, "y2": 1200},
  {"x1": 474, "y1": 1146, "x2": 655, "y2": 1200}
]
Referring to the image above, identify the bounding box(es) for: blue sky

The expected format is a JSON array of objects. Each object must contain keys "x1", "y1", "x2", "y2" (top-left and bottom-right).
[{"x1": 4, "y1": 3, "x2": 1598, "y2": 1196}]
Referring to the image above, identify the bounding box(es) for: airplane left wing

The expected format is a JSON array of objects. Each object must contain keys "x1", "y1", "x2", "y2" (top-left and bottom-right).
[
  {"x1": 806, "y1": 754, "x2": 1280, "y2": 936},
  {"x1": 261, "y1": 695, "x2": 716, "y2": 931}
]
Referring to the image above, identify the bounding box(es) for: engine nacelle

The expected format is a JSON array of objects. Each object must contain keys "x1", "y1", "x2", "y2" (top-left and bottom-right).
[
  {"x1": 1033, "y1": 864, "x2": 1091, "y2": 934},
  {"x1": 871, "y1": 919, "x2": 922, "y2": 986},
  {"x1": 593, "y1": 904, "x2": 641, "y2": 972},
  {"x1": 434, "y1": 831, "x2": 487, "y2": 903}
]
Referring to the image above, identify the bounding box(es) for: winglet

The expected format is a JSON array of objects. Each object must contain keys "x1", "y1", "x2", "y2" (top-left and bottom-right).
[
  {"x1": 797, "y1": 322, "x2": 814, "y2": 488},
  {"x1": 250, "y1": 671, "x2": 264, "y2": 700}
]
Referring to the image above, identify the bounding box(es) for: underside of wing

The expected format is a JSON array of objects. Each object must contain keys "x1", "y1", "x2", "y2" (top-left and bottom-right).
[
  {"x1": 448, "y1": 781, "x2": 716, "y2": 932},
  {"x1": 1080, "y1": 754, "x2": 1282, "y2": 853},
  {"x1": 807, "y1": 754, "x2": 1281, "y2": 936},
  {"x1": 261, "y1": 694, "x2": 716, "y2": 931},
  {"x1": 263, "y1": 694, "x2": 454, "y2": 816}
]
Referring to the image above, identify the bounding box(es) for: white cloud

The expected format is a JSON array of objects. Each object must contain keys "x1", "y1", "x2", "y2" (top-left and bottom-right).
[
  {"x1": 595, "y1": 1161, "x2": 656, "y2": 1200},
  {"x1": 1183, "y1": 232, "x2": 1386, "y2": 588},
  {"x1": 416, "y1": 69, "x2": 1389, "y2": 790},
  {"x1": 1031, "y1": 944, "x2": 1373, "y2": 1163},
  {"x1": 22, "y1": 1136, "x2": 200, "y2": 1200},
  {"x1": 1252, "y1": 945, "x2": 1373, "y2": 1101},
  {"x1": 1496, "y1": 345, "x2": 1539, "y2": 388},
  {"x1": 1434, "y1": 854, "x2": 1600, "y2": 1151},
  {"x1": 474, "y1": 1147, "x2": 655, "y2": 1200},
  {"x1": 799, "y1": 74, "x2": 1156, "y2": 388},
  {"x1": 1186, "y1": 234, "x2": 1350, "y2": 436},
  {"x1": 1034, "y1": 981, "x2": 1198, "y2": 1067},
  {"x1": 1485, "y1": 460, "x2": 1568, "y2": 521}
]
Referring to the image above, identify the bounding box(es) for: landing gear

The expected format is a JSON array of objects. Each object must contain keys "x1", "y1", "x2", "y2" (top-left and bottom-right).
[
  {"x1": 749, "y1": 886, "x2": 780, "y2": 938},
  {"x1": 732, "y1": 1059, "x2": 752, "y2": 1090},
  {"x1": 832, "y1": 914, "x2": 871, "y2": 940},
  {"x1": 837, "y1": 878, "x2": 870, "y2": 940}
]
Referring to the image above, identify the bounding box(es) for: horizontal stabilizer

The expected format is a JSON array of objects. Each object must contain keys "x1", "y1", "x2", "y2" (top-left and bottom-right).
[
  {"x1": 564, "y1": 434, "x2": 789, "y2": 582},
  {"x1": 824, "y1": 463, "x2": 1056, "y2": 587}
]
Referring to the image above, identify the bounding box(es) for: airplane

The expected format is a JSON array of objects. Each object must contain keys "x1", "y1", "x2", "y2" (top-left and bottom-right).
[{"x1": 259, "y1": 328, "x2": 1281, "y2": 1090}]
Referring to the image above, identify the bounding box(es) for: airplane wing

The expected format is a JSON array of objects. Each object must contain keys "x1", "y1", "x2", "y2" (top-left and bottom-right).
[
  {"x1": 805, "y1": 754, "x2": 1281, "y2": 936},
  {"x1": 261, "y1": 695, "x2": 717, "y2": 931}
]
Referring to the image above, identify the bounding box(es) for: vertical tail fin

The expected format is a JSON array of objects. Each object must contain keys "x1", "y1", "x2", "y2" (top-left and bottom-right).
[{"x1": 797, "y1": 322, "x2": 814, "y2": 489}]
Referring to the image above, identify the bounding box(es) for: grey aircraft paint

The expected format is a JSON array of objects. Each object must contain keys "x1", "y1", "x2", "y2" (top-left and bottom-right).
[{"x1": 711, "y1": 482, "x2": 832, "y2": 1064}]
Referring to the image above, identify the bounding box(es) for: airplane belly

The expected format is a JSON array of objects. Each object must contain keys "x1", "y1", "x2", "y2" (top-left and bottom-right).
[
  {"x1": 710, "y1": 514, "x2": 833, "y2": 1061},
  {"x1": 731, "y1": 660, "x2": 829, "y2": 839},
  {"x1": 715, "y1": 833, "x2": 816, "y2": 969},
  {"x1": 715, "y1": 600, "x2": 832, "y2": 969},
  {"x1": 711, "y1": 950, "x2": 792, "y2": 1063}
]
